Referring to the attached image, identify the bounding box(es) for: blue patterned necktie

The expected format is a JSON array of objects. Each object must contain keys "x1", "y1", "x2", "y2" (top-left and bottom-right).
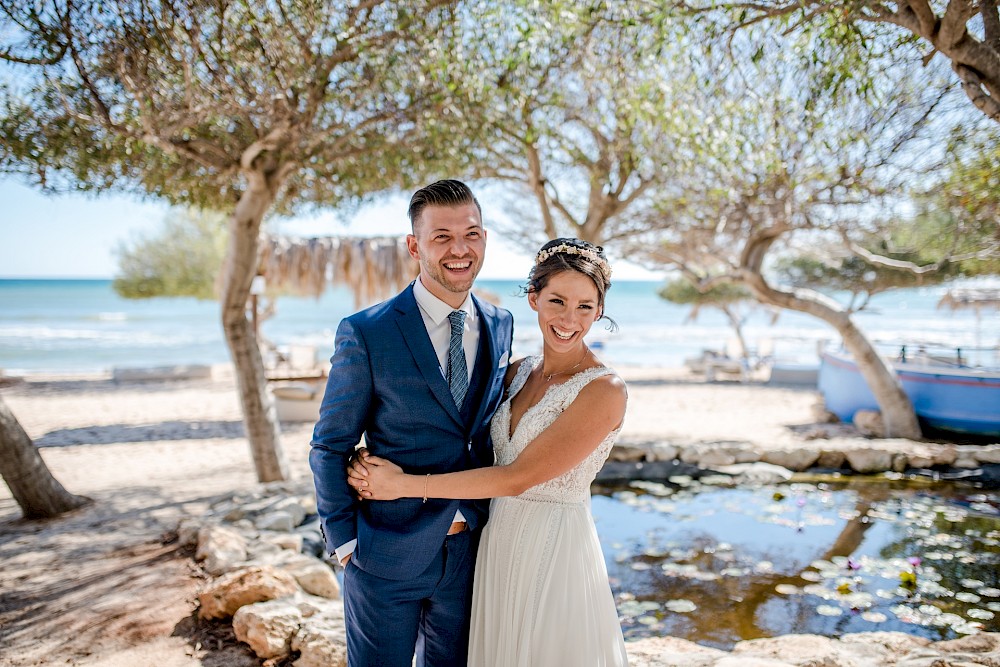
[{"x1": 447, "y1": 310, "x2": 469, "y2": 408}]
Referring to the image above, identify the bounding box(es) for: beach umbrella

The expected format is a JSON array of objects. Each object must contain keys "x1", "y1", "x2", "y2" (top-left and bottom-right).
[
  {"x1": 258, "y1": 235, "x2": 418, "y2": 307},
  {"x1": 936, "y1": 287, "x2": 1000, "y2": 361}
]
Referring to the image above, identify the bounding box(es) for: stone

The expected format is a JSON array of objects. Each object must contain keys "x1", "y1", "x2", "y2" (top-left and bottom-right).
[
  {"x1": 732, "y1": 633, "x2": 863, "y2": 666},
  {"x1": 713, "y1": 658, "x2": 797, "y2": 667},
  {"x1": 610, "y1": 445, "x2": 648, "y2": 462},
  {"x1": 853, "y1": 410, "x2": 885, "y2": 437},
  {"x1": 649, "y1": 444, "x2": 681, "y2": 462},
  {"x1": 953, "y1": 457, "x2": 980, "y2": 469},
  {"x1": 698, "y1": 449, "x2": 737, "y2": 468},
  {"x1": 844, "y1": 448, "x2": 894, "y2": 474},
  {"x1": 271, "y1": 496, "x2": 308, "y2": 528},
  {"x1": 760, "y1": 448, "x2": 820, "y2": 472},
  {"x1": 907, "y1": 445, "x2": 942, "y2": 469},
  {"x1": 974, "y1": 445, "x2": 1000, "y2": 464},
  {"x1": 256, "y1": 510, "x2": 297, "y2": 533},
  {"x1": 680, "y1": 446, "x2": 703, "y2": 465},
  {"x1": 892, "y1": 452, "x2": 909, "y2": 473},
  {"x1": 282, "y1": 557, "x2": 340, "y2": 600},
  {"x1": 232, "y1": 598, "x2": 303, "y2": 659},
  {"x1": 196, "y1": 524, "x2": 248, "y2": 575},
  {"x1": 198, "y1": 566, "x2": 300, "y2": 620},
  {"x1": 932, "y1": 633, "x2": 1000, "y2": 654},
  {"x1": 292, "y1": 624, "x2": 349, "y2": 667},
  {"x1": 626, "y1": 636, "x2": 726, "y2": 667},
  {"x1": 811, "y1": 402, "x2": 839, "y2": 423},
  {"x1": 714, "y1": 462, "x2": 793, "y2": 485},
  {"x1": 932, "y1": 445, "x2": 958, "y2": 467},
  {"x1": 176, "y1": 518, "x2": 202, "y2": 548},
  {"x1": 262, "y1": 532, "x2": 304, "y2": 552},
  {"x1": 838, "y1": 631, "x2": 930, "y2": 656},
  {"x1": 816, "y1": 450, "x2": 846, "y2": 469}
]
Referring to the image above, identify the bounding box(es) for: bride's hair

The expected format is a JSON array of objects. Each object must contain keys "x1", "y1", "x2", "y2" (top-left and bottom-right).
[{"x1": 524, "y1": 238, "x2": 618, "y2": 332}]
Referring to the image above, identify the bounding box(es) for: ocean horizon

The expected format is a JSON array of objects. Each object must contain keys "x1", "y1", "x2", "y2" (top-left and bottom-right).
[{"x1": 1, "y1": 278, "x2": 998, "y2": 374}]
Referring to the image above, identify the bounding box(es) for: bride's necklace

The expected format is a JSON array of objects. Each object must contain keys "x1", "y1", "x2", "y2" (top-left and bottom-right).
[{"x1": 542, "y1": 348, "x2": 589, "y2": 383}]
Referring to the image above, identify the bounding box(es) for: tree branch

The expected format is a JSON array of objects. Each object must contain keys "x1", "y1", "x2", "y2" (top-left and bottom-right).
[{"x1": 848, "y1": 240, "x2": 1000, "y2": 274}]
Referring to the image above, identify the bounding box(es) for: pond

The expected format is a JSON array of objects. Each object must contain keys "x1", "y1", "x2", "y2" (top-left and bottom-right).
[{"x1": 590, "y1": 475, "x2": 1000, "y2": 649}]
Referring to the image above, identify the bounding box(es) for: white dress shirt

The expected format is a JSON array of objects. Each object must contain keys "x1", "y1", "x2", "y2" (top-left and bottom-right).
[{"x1": 335, "y1": 278, "x2": 478, "y2": 564}]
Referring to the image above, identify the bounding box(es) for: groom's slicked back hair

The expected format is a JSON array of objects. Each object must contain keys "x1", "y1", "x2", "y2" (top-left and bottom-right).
[{"x1": 408, "y1": 179, "x2": 482, "y2": 232}]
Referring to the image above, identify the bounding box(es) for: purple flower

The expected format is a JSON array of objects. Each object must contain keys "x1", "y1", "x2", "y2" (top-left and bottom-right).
[
  {"x1": 847, "y1": 557, "x2": 861, "y2": 571},
  {"x1": 795, "y1": 497, "x2": 807, "y2": 508},
  {"x1": 907, "y1": 556, "x2": 922, "y2": 569}
]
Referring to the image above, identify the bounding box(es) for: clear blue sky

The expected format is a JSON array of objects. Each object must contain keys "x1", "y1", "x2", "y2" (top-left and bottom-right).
[{"x1": 0, "y1": 177, "x2": 661, "y2": 281}]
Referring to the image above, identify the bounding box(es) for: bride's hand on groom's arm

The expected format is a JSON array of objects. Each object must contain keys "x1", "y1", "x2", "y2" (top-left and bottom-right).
[{"x1": 347, "y1": 450, "x2": 407, "y2": 501}]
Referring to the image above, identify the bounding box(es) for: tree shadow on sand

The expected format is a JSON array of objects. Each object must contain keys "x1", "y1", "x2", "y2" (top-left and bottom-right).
[
  {"x1": 0, "y1": 486, "x2": 259, "y2": 666},
  {"x1": 35, "y1": 420, "x2": 247, "y2": 447}
]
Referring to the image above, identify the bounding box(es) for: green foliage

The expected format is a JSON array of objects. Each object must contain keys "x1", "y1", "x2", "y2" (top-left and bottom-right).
[
  {"x1": 658, "y1": 278, "x2": 752, "y2": 306},
  {"x1": 113, "y1": 209, "x2": 227, "y2": 300},
  {"x1": 0, "y1": 1, "x2": 465, "y2": 211}
]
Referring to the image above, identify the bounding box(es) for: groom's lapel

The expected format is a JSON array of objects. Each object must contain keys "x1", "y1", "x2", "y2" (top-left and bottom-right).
[
  {"x1": 394, "y1": 284, "x2": 464, "y2": 427},
  {"x1": 468, "y1": 294, "x2": 501, "y2": 431}
]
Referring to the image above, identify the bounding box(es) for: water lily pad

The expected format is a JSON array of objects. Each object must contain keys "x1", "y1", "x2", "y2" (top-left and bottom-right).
[
  {"x1": 665, "y1": 599, "x2": 697, "y2": 613},
  {"x1": 960, "y1": 578, "x2": 985, "y2": 589},
  {"x1": 775, "y1": 584, "x2": 799, "y2": 595},
  {"x1": 815, "y1": 605, "x2": 843, "y2": 617},
  {"x1": 979, "y1": 587, "x2": 1000, "y2": 598},
  {"x1": 956, "y1": 592, "x2": 981, "y2": 603},
  {"x1": 967, "y1": 608, "x2": 995, "y2": 620},
  {"x1": 861, "y1": 611, "x2": 887, "y2": 623}
]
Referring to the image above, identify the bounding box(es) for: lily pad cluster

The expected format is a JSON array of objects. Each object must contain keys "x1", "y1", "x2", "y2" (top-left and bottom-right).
[{"x1": 593, "y1": 476, "x2": 1000, "y2": 646}]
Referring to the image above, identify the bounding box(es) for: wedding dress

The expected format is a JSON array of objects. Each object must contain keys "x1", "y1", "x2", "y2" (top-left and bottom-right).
[{"x1": 468, "y1": 356, "x2": 628, "y2": 666}]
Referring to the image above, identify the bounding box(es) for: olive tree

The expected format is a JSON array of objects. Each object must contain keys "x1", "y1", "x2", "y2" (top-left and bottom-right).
[{"x1": 1, "y1": 0, "x2": 461, "y2": 484}]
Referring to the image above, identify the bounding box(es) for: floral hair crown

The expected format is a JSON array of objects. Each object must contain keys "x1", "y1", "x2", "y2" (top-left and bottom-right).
[{"x1": 534, "y1": 243, "x2": 612, "y2": 280}]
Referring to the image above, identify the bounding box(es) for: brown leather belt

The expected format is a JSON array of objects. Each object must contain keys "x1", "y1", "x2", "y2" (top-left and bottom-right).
[{"x1": 447, "y1": 521, "x2": 468, "y2": 535}]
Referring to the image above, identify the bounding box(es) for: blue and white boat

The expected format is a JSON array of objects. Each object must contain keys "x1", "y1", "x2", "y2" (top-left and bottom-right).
[{"x1": 818, "y1": 349, "x2": 1000, "y2": 437}]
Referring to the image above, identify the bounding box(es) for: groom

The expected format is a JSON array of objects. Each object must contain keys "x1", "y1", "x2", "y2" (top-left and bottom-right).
[{"x1": 309, "y1": 179, "x2": 514, "y2": 666}]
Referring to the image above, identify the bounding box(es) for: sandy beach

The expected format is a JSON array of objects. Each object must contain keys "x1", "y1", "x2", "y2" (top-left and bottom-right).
[{"x1": 0, "y1": 366, "x2": 851, "y2": 666}]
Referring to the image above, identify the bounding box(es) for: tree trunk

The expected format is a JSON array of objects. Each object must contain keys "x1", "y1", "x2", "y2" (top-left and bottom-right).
[
  {"x1": 0, "y1": 395, "x2": 90, "y2": 519},
  {"x1": 220, "y1": 170, "x2": 290, "y2": 483},
  {"x1": 721, "y1": 305, "x2": 750, "y2": 361},
  {"x1": 740, "y1": 271, "x2": 923, "y2": 440}
]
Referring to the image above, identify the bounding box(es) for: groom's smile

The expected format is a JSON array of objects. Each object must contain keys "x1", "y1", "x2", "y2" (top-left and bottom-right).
[{"x1": 407, "y1": 202, "x2": 487, "y2": 308}]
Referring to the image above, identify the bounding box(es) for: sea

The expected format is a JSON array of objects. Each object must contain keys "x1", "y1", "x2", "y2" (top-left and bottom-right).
[{"x1": 1, "y1": 278, "x2": 998, "y2": 374}]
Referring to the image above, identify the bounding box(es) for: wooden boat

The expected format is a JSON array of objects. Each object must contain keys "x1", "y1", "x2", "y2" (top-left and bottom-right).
[{"x1": 818, "y1": 349, "x2": 1000, "y2": 437}]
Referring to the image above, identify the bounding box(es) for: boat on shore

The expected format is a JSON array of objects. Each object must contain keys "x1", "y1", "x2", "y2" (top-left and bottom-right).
[{"x1": 818, "y1": 348, "x2": 1000, "y2": 437}]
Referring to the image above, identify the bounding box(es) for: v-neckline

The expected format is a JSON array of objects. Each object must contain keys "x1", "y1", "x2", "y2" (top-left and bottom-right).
[{"x1": 505, "y1": 357, "x2": 602, "y2": 443}]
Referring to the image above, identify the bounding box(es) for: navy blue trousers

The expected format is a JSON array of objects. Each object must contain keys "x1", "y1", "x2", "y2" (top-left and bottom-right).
[{"x1": 343, "y1": 530, "x2": 478, "y2": 667}]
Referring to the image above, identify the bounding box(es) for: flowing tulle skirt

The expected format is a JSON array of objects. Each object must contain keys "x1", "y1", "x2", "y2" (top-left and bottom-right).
[{"x1": 468, "y1": 495, "x2": 628, "y2": 666}]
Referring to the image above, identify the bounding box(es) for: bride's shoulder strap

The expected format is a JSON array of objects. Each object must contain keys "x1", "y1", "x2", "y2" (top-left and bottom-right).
[{"x1": 504, "y1": 355, "x2": 538, "y2": 398}]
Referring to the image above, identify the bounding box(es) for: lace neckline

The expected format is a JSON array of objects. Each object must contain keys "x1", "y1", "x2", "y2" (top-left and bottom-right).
[{"x1": 505, "y1": 355, "x2": 610, "y2": 443}]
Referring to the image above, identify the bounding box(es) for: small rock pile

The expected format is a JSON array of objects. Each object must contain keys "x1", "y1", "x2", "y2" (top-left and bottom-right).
[
  {"x1": 609, "y1": 440, "x2": 1000, "y2": 476},
  {"x1": 180, "y1": 481, "x2": 348, "y2": 666}
]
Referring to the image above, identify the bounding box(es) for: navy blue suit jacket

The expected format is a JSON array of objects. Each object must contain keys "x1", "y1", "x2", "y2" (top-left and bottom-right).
[{"x1": 309, "y1": 283, "x2": 514, "y2": 581}]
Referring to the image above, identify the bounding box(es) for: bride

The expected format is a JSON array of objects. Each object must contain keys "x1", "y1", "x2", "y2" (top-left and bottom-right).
[{"x1": 351, "y1": 238, "x2": 629, "y2": 666}]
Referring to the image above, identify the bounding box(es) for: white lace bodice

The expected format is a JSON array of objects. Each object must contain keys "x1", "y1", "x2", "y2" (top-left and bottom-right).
[{"x1": 490, "y1": 355, "x2": 622, "y2": 504}]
